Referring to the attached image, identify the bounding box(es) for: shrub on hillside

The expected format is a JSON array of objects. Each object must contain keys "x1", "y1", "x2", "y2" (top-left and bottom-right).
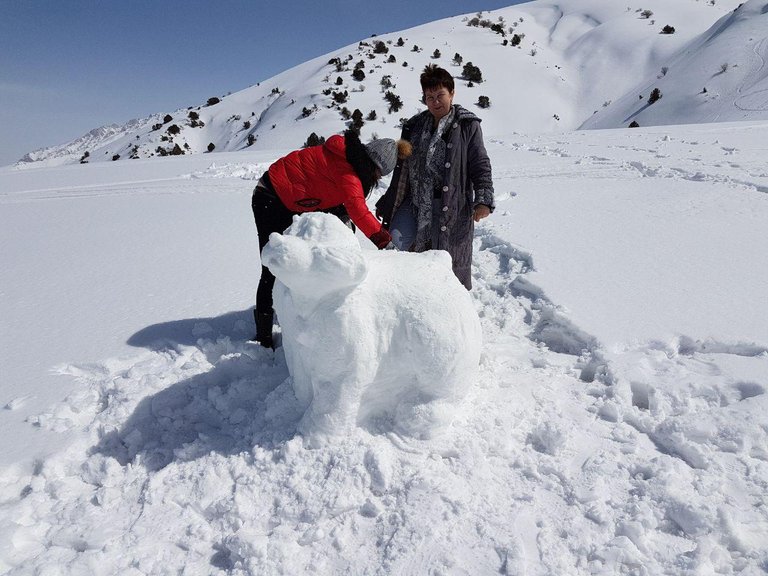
[
  {"x1": 491, "y1": 23, "x2": 506, "y2": 36},
  {"x1": 648, "y1": 88, "x2": 662, "y2": 104},
  {"x1": 167, "y1": 124, "x2": 181, "y2": 135},
  {"x1": 453, "y1": 53, "x2": 463, "y2": 66},
  {"x1": 207, "y1": 143, "x2": 216, "y2": 153},
  {"x1": 477, "y1": 96, "x2": 491, "y2": 108},
  {"x1": 661, "y1": 25, "x2": 676, "y2": 34},
  {"x1": 374, "y1": 41, "x2": 388, "y2": 54},
  {"x1": 432, "y1": 49, "x2": 441, "y2": 59},
  {"x1": 329, "y1": 57, "x2": 343, "y2": 72},
  {"x1": 163, "y1": 114, "x2": 173, "y2": 123},
  {"x1": 353, "y1": 68, "x2": 366, "y2": 81},
  {"x1": 332, "y1": 90, "x2": 349, "y2": 104},
  {"x1": 351, "y1": 109, "x2": 364, "y2": 132},
  {"x1": 629, "y1": 121, "x2": 640, "y2": 128},
  {"x1": 462, "y1": 62, "x2": 483, "y2": 83},
  {"x1": 384, "y1": 91, "x2": 403, "y2": 113},
  {"x1": 206, "y1": 97, "x2": 220, "y2": 106},
  {"x1": 303, "y1": 132, "x2": 326, "y2": 148}
]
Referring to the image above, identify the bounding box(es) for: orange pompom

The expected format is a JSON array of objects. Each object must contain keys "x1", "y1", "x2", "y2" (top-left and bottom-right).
[{"x1": 397, "y1": 139, "x2": 413, "y2": 160}]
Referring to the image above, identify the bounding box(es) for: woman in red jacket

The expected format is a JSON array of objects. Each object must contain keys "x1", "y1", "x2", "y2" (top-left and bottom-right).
[{"x1": 251, "y1": 129, "x2": 411, "y2": 348}]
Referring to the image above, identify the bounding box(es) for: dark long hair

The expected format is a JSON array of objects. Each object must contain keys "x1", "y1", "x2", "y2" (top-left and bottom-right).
[{"x1": 344, "y1": 129, "x2": 378, "y2": 196}]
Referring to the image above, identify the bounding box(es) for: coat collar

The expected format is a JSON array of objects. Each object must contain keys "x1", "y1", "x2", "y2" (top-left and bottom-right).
[{"x1": 410, "y1": 104, "x2": 481, "y2": 130}]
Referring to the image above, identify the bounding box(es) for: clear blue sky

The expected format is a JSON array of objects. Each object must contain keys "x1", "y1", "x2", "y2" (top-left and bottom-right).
[{"x1": 0, "y1": 0, "x2": 525, "y2": 166}]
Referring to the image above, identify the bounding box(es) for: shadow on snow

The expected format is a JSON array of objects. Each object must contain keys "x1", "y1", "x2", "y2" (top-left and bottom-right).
[{"x1": 93, "y1": 311, "x2": 299, "y2": 471}]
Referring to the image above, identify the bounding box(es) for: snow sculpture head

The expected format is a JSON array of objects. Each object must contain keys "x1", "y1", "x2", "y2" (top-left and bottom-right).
[
  {"x1": 261, "y1": 213, "x2": 367, "y2": 300},
  {"x1": 262, "y1": 212, "x2": 482, "y2": 447}
]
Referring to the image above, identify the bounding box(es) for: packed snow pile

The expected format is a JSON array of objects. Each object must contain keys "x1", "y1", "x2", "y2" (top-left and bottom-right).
[{"x1": 262, "y1": 213, "x2": 482, "y2": 445}]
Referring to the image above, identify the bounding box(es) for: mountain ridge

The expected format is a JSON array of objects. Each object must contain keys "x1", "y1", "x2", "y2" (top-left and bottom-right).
[{"x1": 17, "y1": 0, "x2": 762, "y2": 167}]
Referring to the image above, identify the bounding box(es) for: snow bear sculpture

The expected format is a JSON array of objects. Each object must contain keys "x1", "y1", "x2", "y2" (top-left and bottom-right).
[{"x1": 261, "y1": 212, "x2": 482, "y2": 445}]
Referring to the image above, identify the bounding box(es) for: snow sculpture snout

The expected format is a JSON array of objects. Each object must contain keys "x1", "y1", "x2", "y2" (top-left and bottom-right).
[{"x1": 262, "y1": 213, "x2": 482, "y2": 446}]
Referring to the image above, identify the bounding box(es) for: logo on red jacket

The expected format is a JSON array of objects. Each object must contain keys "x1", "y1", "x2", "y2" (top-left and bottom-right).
[{"x1": 296, "y1": 198, "x2": 322, "y2": 208}]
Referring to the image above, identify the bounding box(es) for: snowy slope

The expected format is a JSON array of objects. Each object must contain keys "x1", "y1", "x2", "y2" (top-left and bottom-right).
[
  {"x1": 1, "y1": 120, "x2": 767, "y2": 574},
  {"x1": 14, "y1": 0, "x2": 751, "y2": 167},
  {"x1": 582, "y1": 0, "x2": 768, "y2": 129}
]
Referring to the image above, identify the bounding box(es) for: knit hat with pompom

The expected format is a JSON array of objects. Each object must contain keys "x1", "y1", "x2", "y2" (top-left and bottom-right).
[{"x1": 364, "y1": 138, "x2": 412, "y2": 176}]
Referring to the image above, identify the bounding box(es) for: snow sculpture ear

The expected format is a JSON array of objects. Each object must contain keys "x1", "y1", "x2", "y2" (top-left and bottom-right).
[{"x1": 309, "y1": 244, "x2": 368, "y2": 293}]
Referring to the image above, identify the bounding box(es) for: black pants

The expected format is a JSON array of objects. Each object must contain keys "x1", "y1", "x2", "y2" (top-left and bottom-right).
[{"x1": 251, "y1": 185, "x2": 297, "y2": 318}]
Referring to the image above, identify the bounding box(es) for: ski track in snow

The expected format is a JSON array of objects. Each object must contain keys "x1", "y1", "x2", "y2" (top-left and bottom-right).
[
  {"x1": 2, "y1": 136, "x2": 768, "y2": 573},
  {"x1": 734, "y1": 38, "x2": 768, "y2": 113},
  {"x1": 490, "y1": 132, "x2": 768, "y2": 195}
]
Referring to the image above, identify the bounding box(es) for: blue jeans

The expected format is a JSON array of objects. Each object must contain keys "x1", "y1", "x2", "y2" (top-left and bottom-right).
[{"x1": 390, "y1": 197, "x2": 416, "y2": 251}]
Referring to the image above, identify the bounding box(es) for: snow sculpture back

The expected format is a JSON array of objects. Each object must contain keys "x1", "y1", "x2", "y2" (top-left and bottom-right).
[{"x1": 261, "y1": 212, "x2": 482, "y2": 446}]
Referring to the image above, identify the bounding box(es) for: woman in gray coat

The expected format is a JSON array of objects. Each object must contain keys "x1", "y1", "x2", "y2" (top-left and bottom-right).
[{"x1": 376, "y1": 64, "x2": 494, "y2": 289}]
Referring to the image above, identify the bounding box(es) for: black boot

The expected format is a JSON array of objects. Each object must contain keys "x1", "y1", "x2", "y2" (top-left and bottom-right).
[{"x1": 253, "y1": 310, "x2": 274, "y2": 349}]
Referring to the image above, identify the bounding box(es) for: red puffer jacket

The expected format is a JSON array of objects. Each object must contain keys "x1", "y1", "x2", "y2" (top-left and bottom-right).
[{"x1": 268, "y1": 135, "x2": 384, "y2": 240}]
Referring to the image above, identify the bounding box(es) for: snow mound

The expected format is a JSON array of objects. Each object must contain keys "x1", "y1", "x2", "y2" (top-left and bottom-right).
[
  {"x1": 262, "y1": 213, "x2": 482, "y2": 445},
  {"x1": 185, "y1": 162, "x2": 271, "y2": 180}
]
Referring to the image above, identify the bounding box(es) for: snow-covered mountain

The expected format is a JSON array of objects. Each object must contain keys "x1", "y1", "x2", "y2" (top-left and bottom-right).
[
  {"x1": 582, "y1": 0, "x2": 768, "y2": 128},
  {"x1": 16, "y1": 0, "x2": 764, "y2": 167}
]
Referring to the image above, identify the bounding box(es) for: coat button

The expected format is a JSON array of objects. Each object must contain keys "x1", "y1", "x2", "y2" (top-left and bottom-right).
[
  {"x1": 442, "y1": 206, "x2": 448, "y2": 212},
  {"x1": 452, "y1": 123, "x2": 458, "y2": 129},
  {"x1": 440, "y1": 225, "x2": 447, "y2": 231},
  {"x1": 442, "y1": 185, "x2": 449, "y2": 192},
  {"x1": 447, "y1": 143, "x2": 453, "y2": 149},
  {"x1": 445, "y1": 162, "x2": 451, "y2": 168}
]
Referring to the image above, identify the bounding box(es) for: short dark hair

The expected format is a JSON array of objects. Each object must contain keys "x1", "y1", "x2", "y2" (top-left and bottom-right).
[{"x1": 420, "y1": 64, "x2": 454, "y2": 93}]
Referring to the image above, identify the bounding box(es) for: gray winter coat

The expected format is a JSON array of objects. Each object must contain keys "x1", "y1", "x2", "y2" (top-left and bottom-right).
[{"x1": 376, "y1": 105, "x2": 494, "y2": 289}]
